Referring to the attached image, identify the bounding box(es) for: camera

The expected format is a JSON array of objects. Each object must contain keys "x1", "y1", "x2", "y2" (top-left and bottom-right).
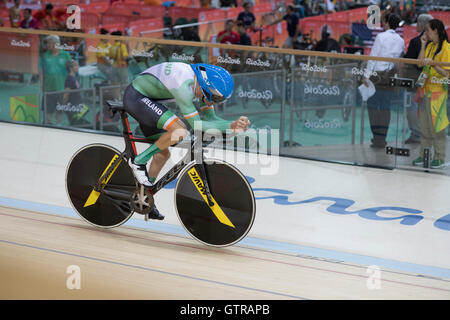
[{"x1": 389, "y1": 75, "x2": 414, "y2": 88}]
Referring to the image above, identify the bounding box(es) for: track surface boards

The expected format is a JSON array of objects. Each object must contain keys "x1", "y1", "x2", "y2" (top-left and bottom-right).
[{"x1": 1, "y1": 206, "x2": 449, "y2": 300}]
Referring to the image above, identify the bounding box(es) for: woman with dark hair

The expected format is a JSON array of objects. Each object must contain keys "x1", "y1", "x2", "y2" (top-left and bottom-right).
[
  {"x1": 362, "y1": 13, "x2": 405, "y2": 149},
  {"x1": 412, "y1": 19, "x2": 450, "y2": 169}
]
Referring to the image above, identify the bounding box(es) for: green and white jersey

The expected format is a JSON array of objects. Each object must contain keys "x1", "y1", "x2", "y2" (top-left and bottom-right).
[{"x1": 131, "y1": 62, "x2": 231, "y2": 132}]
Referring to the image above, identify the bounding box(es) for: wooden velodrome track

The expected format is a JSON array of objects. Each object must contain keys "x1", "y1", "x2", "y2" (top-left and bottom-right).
[{"x1": 1, "y1": 205, "x2": 449, "y2": 300}]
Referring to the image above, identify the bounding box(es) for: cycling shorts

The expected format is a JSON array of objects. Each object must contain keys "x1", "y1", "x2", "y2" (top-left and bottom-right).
[{"x1": 123, "y1": 84, "x2": 180, "y2": 138}]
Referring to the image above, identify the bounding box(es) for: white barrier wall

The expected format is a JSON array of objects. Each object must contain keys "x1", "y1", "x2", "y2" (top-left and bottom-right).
[{"x1": 1, "y1": 122, "x2": 449, "y2": 272}]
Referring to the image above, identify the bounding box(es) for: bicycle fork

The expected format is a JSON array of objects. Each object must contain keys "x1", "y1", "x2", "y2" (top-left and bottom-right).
[{"x1": 196, "y1": 163, "x2": 214, "y2": 207}]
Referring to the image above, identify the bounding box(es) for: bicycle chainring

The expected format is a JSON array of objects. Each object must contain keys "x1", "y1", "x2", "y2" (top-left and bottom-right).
[{"x1": 131, "y1": 186, "x2": 154, "y2": 215}]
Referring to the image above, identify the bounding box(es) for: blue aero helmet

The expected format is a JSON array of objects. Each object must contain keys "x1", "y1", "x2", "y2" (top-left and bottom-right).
[{"x1": 191, "y1": 63, "x2": 234, "y2": 104}]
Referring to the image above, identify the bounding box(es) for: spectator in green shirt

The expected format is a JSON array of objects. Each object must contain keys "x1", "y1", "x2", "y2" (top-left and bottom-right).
[{"x1": 40, "y1": 35, "x2": 71, "y2": 125}]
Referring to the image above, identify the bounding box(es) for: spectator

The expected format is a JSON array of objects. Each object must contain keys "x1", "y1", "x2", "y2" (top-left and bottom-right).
[
  {"x1": 200, "y1": 0, "x2": 210, "y2": 9},
  {"x1": 108, "y1": 30, "x2": 129, "y2": 99},
  {"x1": 39, "y1": 35, "x2": 71, "y2": 125},
  {"x1": 220, "y1": 0, "x2": 237, "y2": 8},
  {"x1": 314, "y1": 24, "x2": 341, "y2": 52},
  {"x1": 237, "y1": 2, "x2": 256, "y2": 32},
  {"x1": 413, "y1": 19, "x2": 450, "y2": 169},
  {"x1": 9, "y1": 0, "x2": 21, "y2": 28},
  {"x1": 237, "y1": 21, "x2": 251, "y2": 46},
  {"x1": 325, "y1": 0, "x2": 335, "y2": 13},
  {"x1": 311, "y1": 1, "x2": 324, "y2": 16},
  {"x1": 269, "y1": 5, "x2": 300, "y2": 49},
  {"x1": 361, "y1": 13, "x2": 404, "y2": 149},
  {"x1": 20, "y1": 8, "x2": 39, "y2": 29},
  {"x1": 293, "y1": 0, "x2": 307, "y2": 18},
  {"x1": 53, "y1": 7, "x2": 69, "y2": 30},
  {"x1": 34, "y1": 3, "x2": 58, "y2": 30},
  {"x1": 217, "y1": 19, "x2": 240, "y2": 45},
  {"x1": 179, "y1": 19, "x2": 201, "y2": 42},
  {"x1": 402, "y1": 13, "x2": 434, "y2": 145},
  {"x1": 96, "y1": 28, "x2": 113, "y2": 81},
  {"x1": 63, "y1": 59, "x2": 88, "y2": 126}
]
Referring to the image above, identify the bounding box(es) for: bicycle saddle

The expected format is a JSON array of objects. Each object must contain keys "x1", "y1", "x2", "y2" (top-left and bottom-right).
[{"x1": 106, "y1": 100, "x2": 125, "y2": 116}]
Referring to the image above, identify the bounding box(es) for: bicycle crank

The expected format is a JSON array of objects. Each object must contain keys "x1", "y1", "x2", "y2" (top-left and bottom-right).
[{"x1": 131, "y1": 185, "x2": 154, "y2": 216}]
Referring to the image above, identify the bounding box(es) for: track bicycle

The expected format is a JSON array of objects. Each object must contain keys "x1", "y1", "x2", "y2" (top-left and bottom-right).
[{"x1": 65, "y1": 100, "x2": 256, "y2": 247}]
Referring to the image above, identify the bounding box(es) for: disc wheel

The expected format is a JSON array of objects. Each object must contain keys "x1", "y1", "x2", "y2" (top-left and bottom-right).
[
  {"x1": 175, "y1": 159, "x2": 256, "y2": 247},
  {"x1": 66, "y1": 144, "x2": 136, "y2": 228}
]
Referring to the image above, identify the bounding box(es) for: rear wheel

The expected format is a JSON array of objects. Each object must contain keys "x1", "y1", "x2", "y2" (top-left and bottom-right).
[
  {"x1": 66, "y1": 144, "x2": 136, "y2": 228},
  {"x1": 174, "y1": 159, "x2": 256, "y2": 247}
]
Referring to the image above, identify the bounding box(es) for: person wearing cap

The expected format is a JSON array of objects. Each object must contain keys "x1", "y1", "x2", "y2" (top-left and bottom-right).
[{"x1": 122, "y1": 62, "x2": 250, "y2": 220}]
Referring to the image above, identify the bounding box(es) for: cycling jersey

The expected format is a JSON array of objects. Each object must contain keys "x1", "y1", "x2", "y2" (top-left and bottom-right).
[{"x1": 123, "y1": 62, "x2": 231, "y2": 138}]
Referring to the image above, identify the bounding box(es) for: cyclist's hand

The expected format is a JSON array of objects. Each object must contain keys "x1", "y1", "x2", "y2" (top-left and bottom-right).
[{"x1": 230, "y1": 116, "x2": 250, "y2": 133}]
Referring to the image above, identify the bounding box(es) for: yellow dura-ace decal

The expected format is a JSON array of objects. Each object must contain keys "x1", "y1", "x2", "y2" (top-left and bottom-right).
[
  {"x1": 187, "y1": 167, "x2": 235, "y2": 228},
  {"x1": 84, "y1": 154, "x2": 122, "y2": 207}
]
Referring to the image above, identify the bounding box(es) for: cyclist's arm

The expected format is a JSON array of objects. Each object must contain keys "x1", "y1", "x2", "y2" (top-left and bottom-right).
[
  {"x1": 170, "y1": 83, "x2": 231, "y2": 133},
  {"x1": 199, "y1": 105, "x2": 231, "y2": 127},
  {"x1": 180, "y1": 103, "x2": 231, "y2": 133}
]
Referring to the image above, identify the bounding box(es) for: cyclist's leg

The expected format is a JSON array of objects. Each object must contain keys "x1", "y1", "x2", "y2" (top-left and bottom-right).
[
  {"x1": 123, "y1": 85, "x2": 188, "y2": 181},
  {"x1": 148, "y1": 120, "x2": 187, "y2": 181}
]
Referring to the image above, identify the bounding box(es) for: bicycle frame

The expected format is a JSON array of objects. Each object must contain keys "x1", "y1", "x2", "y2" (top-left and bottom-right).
[{"x1": 111, "y1": 109, "x2": 214, "y2": 204}]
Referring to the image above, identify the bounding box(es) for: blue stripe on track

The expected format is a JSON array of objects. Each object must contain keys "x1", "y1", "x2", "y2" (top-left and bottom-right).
[{"x1": 1, "y1": 196, "x2": 449, "y2": 280}]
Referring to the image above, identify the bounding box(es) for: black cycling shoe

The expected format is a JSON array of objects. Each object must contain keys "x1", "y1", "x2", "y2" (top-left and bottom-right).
[{"x1": 149, "y1": 205, "x2": 165, "y2": 220}]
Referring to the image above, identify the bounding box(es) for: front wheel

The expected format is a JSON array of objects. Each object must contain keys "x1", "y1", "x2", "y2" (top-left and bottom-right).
[{"x1": 174, "y1": 159, "x2": 256, "y2": 247}]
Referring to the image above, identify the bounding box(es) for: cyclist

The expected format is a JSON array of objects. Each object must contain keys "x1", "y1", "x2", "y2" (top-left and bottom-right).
[{"x1": 123, "y1": 62, "x2": 250, "y2": 220}]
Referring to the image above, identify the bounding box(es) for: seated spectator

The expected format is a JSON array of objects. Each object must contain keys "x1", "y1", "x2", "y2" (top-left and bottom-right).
[
  {"x1": 144, "y1": 0, "x2": 162, "y2": 5},
  {"x1": 315, "y1": 24, "x2": 341, "y2": 52},
  {"x1": 53, "y1": 7, "x2": 69, "y2": 30},
  {"x1": 200, "y1": 0, "x2": 210, "y2": 9},
  {"x1": 220, "y1": 0, "x2": 237, "y2": 8},
  {"x1": 20, "y1": 8, "x2": 39, "y2": 29},
  {"x1": 237, "y1": 2, "x2": 256, "y2": 32},
  {"x1": 33, "y1": 3, "x2": 58, "y2": 30},
  {"x1": 180, "y1": 22, "x2": 201, "y2": 42},
  {"x1": 325, "y1": 0, "x2": 335, "y2": 13},
  {"x1": 237, "y1": 21, "x2": 251, "y2": 46},
  {"x1": 9, "y1": 0, "x2": 21, "y2": 28},
  {"x1": 311, "y1": 2, "x2": 324, "y2": 16},
  {"x1": 217, "y1": 19, "x2": 240, "y2": 45}
]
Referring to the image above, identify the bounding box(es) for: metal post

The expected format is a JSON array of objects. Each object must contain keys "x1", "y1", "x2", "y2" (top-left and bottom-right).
[
  {"x1": 351, "y1": 90, "x2": 356, "y2": 145},
  {"x1": 289, "y1": 68, "x2": 295, "y2": 145},
  {"x1": 43, "y1": 92, "x2": 47, "y2": 125},
  {"x1": 99, "y1": 87, "x2": 103, "y2": 131},
  {"x1": 91, "y1": 88, "x2": 95, "y2": 130},
  {"x1": 360, "y1": 101, "x2": 366, "y2": 145},
  {"x1": 280, "y1": 69, "x2": 287, "y2": 149}
]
